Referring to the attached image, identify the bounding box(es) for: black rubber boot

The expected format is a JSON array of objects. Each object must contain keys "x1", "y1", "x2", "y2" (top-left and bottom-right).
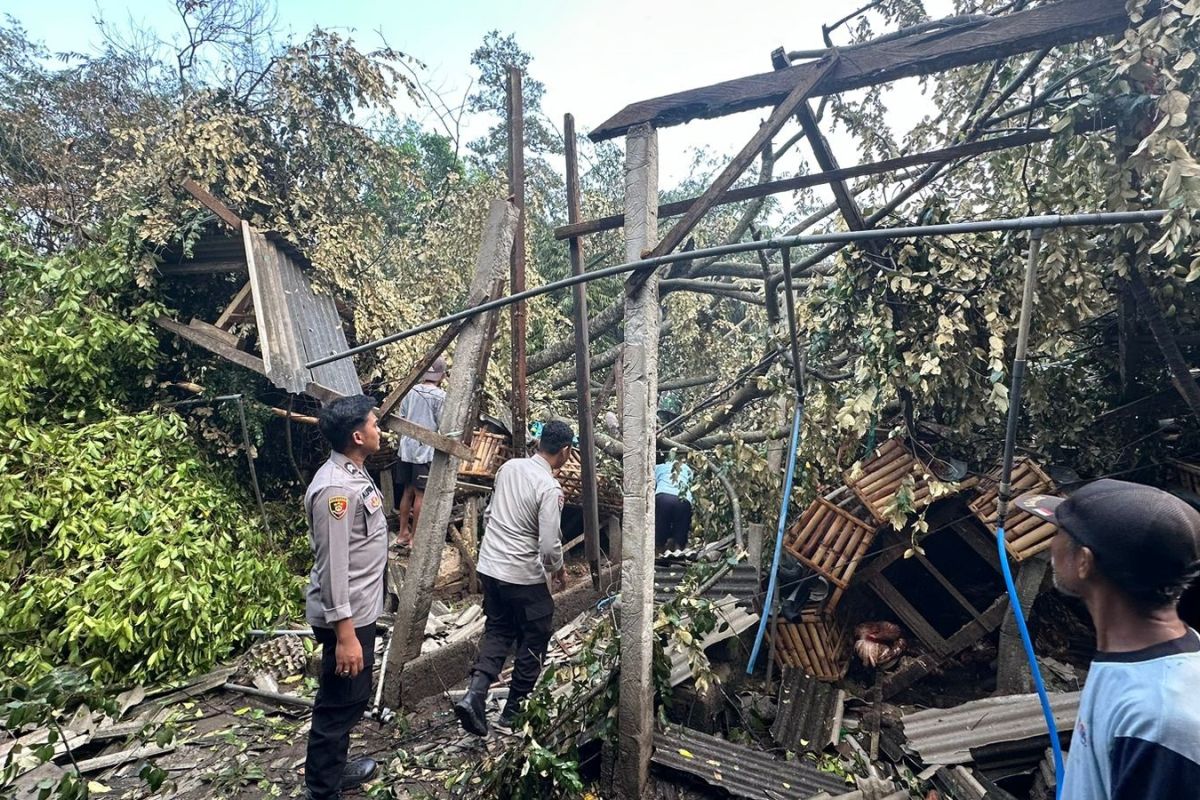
[
  {"x1": 341, "y1": 757, "x2": 378, "y2": 789},
  {"x1": 496, "y1": 690, "x2": 529, "y2": 731},
  {"x1": 453, "y1": 672, "x2": 491, "y2": 736}
]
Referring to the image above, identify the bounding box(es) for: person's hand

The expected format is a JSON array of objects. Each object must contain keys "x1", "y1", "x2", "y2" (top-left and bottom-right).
[
  {"x1": 551, "y1": 568, "x2": 568, "y2": 593},
  {"x1": 335, "y1": 631, "x2": 364, "y2": 679}
]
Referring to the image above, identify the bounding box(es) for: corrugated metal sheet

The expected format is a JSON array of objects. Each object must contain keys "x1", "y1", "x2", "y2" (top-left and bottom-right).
[
  {"x1": 656, "y1": 563, "x2": 760, "y2": 606},
  {"x1": 242, "y1": 223, "x2": 360, "y2": 397},
  {"x1": 902, "y1": 691, "x2": 1079, "y2": 765},
  {"x1": 668, "y1": 596, "x2": 758, "y2": 687},
  {"x1": 771, "y1": 668, "x2": 844, "y2": 752},
  {"x1": 653, "y1": 725, "x2": 849, "y2": 798}
]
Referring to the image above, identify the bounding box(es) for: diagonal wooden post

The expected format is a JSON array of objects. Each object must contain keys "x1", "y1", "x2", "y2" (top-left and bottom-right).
[
  {"x1": 382, "y1": 199, "x2": 520, "y2": 708},
  {"x1": 617, "y1": 122, "x2": 659, "y2": 800}
]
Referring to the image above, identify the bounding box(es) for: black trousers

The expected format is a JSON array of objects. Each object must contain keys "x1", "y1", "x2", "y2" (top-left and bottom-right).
[
  {"x1": 470, "y1": 574, "x2": 555, "y2": 696},
  {"x1": 655, "y1": 493, "x2": 693, "y2": 551},
  {"x1": 305, "y1": 624, "x2": 375, "y2": 799}
]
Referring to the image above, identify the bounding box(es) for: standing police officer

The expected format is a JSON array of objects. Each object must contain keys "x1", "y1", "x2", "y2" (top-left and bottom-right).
[{"x1": 304, "y1": 395, "x2": 388, "y2": 799}]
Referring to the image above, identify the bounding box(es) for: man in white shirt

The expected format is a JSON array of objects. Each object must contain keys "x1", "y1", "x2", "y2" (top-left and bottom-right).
[{"x1": 454, "y1": 420, "x2": 573, "y2": 736}]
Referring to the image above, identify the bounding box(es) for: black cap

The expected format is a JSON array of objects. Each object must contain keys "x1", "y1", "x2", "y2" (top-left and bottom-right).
[{"x1": 1016, "y1": 479, "x2": 1200, "y2": 600}]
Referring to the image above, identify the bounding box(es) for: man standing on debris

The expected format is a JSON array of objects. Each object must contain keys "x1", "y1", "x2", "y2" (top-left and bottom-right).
[
  {"x1": 393, "y1": 356, "x2": 447, "y2": 549},
  {"x1": 1017, "y1": 480, "x2": 1200, "y2": 799},
  {"x1": 454, "y1": 420, "x2": 573, "y2": 736},
  {"x1": 655, "y1": 449, "x2": 694, "y2": 552},
  {"x1": 303, "y1": 395, "x2": 388, "y2": 799}
]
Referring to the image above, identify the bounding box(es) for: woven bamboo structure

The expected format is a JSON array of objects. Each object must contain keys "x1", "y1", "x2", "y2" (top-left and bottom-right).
[
  {"x1": 844, "y1": 439, "x2": 935, "y2": 523},
  {"x1": 969, "y1": 457, "x2": 1057, "y2": 561},
  {"x1": 458, "y1": 431, "x2": 510, "y2": 479},
  {"x1": 770, "y1": 607, "x2": 849, "y2": 682},
  {"x1": 784, "y1": 496, "x2": 878, "y2": 592}
]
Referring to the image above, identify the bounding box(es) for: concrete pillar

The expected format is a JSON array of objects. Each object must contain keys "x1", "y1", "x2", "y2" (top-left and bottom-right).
[
  {"x1": 996, "y1": 553, "x2": 1050, "y2": 694},
  {"x1": 616, "y1": 122, "x2": 658, "y2": 800}
]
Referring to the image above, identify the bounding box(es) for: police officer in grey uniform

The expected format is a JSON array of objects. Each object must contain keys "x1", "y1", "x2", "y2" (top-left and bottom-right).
[{"x1": 304, "y1": 395, "x2": 388, "y2": 799}]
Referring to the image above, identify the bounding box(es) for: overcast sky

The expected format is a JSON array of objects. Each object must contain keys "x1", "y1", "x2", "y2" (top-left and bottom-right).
[{"x1": 7, "y1": 0, "x2": 955, "y2": 187}]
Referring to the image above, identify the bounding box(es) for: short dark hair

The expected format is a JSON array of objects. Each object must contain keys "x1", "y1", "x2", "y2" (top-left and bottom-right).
[
  {"x1": 538, "y1": 420, "x2": 574, "y2": 455},
  {"x1": 318, "y1": 395, "x2": 377, "y2": 453}
]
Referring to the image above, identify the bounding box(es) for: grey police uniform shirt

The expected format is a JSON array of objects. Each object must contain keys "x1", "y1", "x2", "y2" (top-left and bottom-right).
[
  {"x1": 398, "y1": 384, "x2": 446, "y2": 464},
  {"x1": 304, "y1": 451, "x2": 388, "y2": 629},
  {"x1": 476, "y1": 454, "x2": 565, "y2": 586}
]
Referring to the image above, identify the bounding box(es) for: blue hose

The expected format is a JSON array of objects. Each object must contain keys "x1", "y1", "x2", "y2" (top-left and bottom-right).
[
  {"x1": 747, "y1": 402, "x2": 804, "y2": 673},
  {"x1": 997, "y1": 526, "x2": 1065, "y2": 799}
]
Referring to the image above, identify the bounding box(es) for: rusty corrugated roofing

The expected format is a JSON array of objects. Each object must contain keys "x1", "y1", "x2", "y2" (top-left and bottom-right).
[
  {"x1": 771, "y1": 668, "x2": 845, "y2": 753},
  {"x1": 902, "y1": 691, "x2": 1079, "y2": 765},
  {"x1": 655, "y1": 562, "x2": 760, "y2": 607},
  {"x1": 653, "y1": 724, "x2": 849, "y2": 798}
]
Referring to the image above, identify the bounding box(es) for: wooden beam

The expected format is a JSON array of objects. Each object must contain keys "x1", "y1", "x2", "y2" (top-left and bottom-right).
[
  {"x1": 189, "y1": 317, "x2": 238, "y2": 348},
  {"x1": 383, "y1": 199, "x2": 520, "y2": 707},
  {"x1": 508, "y1": 66, "x2": 529, "y2": 451},
  {"x1": 868, "y1": 573, "x2": 950, "y2": 656},
  {"x1": 646, "y1": 54, "x2": 838, "y2": 262},
  {"x1": 158, "y1": 260, "x2": 248, "y2": 276},
  {"x1": 214, "y1": 281, "x2": 255, "y2": 330},
  {"x1": 378, "y1": 316, "x2": 469, "y2": 419},
  {"x1": 182, "y1": 178, "x2": 243, "y2": 231},
  {"x1": 590, "y1": 0, "x2": 1137, "y2": 141},
  {"x1": 554, "y1": 128, "x2": 1062, "y2": 239},
  {"x1": 156, "y1": 316, "x2": 266, "y2": 376},
  {"x1": 797, "y1": 103, "x2": 868, "y2": 231},
  {"x1": 566, "y1": 112, "x2": 603, "y2": 588},
  {"x1": 379, "y1": 413, "x2": 473, "y2": 461}
]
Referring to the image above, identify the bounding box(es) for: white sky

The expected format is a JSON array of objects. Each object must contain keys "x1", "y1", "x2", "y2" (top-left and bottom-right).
[{"x1": 7, "y1": 0, "x2": 955, "y2": 189}]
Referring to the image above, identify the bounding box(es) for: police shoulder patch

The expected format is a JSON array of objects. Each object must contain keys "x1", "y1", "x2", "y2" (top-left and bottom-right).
[{"x1": 329, "y1": 495, "x2": 349, "y2": 520}]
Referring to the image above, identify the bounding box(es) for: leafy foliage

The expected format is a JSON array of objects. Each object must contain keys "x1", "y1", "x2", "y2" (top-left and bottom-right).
[{"x1": 0, "y1": 228, "x2": 297, "y2": 685}]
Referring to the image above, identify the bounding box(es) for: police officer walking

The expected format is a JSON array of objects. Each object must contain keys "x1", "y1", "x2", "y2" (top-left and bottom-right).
[
  {"x1": 454, "y1": 420, "x2": 574, "y2": 736},
  {"x1": 304, "y1": 396, "x2": 388, "y2": 799}
]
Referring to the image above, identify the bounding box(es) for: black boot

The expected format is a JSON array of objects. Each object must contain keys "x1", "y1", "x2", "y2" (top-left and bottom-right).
[
  {"x1": 453, "y1": 672, "x2": 491, "y2": 736},
  {"x1": 341, "y1": 757, "x2": 378, "y2": 789},
  {"x1": 496, "y1": 690, "x2": 529, "y2": 731}
]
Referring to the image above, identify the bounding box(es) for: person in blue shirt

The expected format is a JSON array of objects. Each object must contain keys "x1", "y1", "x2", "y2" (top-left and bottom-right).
[
  {"x1": 1017, "y1": 480, "x2": 1200, "y2": 800},
  {"x1": 654, "y1": 451, "x2": 694, "y2": 552}
]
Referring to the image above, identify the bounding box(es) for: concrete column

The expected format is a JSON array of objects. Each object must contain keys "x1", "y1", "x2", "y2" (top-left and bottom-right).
[
  {"x1": 996, "y1": 553, "x2": 1050, "y2": 694},
  {"x1": 617, "y1": 122, "x2": 658, "y2": 800}
]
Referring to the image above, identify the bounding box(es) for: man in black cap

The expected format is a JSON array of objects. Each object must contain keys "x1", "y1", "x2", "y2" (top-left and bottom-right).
[{"x1": 1017, "y1": 479, "x2": 1200, "y2": 800}]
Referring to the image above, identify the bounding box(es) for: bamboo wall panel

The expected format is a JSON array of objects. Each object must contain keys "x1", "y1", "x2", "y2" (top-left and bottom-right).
[{"x1": 969, "y1": 458, "x2": 1057, "y2": 561}]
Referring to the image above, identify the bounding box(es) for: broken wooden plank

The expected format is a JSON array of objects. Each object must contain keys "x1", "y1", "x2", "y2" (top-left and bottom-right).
[
  {"x1": 214, "y1": 281, "x2": 255, "y2": 330},
  {"x1": 73, "y1": 743, "x2": 175, "y2": 774},
  {"x1": 383, "y1": 199, "x2": 520, "y2": 707},
  {"x1": 646, "y1": 54, "x2": 838, "y2": 261},
  {"x1": 182, "y1": 178, "x2": 243, "y2": 231},
  {"x1": 590, "y1": 0, "x2": 1136, "y2": 140},
  {"x1": 555, "y1": 127, "x2": 1079, "y2": 239},
  {"x1": 155, "y1": 317, "x2": 266, "y2": 376},
  {"x1": 379, "y1": 414, "x2": 474, "y2": 461}
]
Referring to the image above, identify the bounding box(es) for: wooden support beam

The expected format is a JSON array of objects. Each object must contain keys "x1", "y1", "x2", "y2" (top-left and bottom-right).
[
  {"x1": 189, "y1": 317, "x2": 239, "y2": 349},
  {"x1": 996, "y1": 554, "x2": 1049, "y2": 693},
  {"x1": 555, "y1": 128, "x2": 1070, "y2": 240},
  {"x1": 182, "y1": 178, "x2": 243, "y2": 231},
  {"x1": 158, "y1": 260, "x2": 248, "y2": 276},
  {"x1": 590, "y1": 0, "x2": 1137, "y2": 141},
  {"x1": 379, "y1": 413, "x2": 473, "y2": 461},
  {"x1": 378, "y1": 317, "x2": 469, "y2": 419},
  {"x1": 796, "y1": 103, "x2": 868, "y2": 231},
  {"x1": 214, "y1": 281, "x2": 255, "y2": 330},
  {"x1": 645, "y1": 54, "x2": 837, "y2": 262},
  {"x1": 566, "y1": 112, "x2": 602, "y2": 588},
  {"x1": 383, "y1": 199, "x2": 520, "y2": 708},
  {"x1": 156, "y1": 316, "x2": 266, "y2": 376},
  {"x1": 617, "y1": 123, "x2": 658, "y2": 800},
  {"x1": 868, "y1": 573, "x2": 950, "y2": 656},
  {"x1": 508, "y1": 66, "x2": 529, "y2": 450}
]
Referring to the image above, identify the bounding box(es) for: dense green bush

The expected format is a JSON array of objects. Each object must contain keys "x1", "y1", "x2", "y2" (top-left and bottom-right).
[{"x1": 0, "y1": 227, "x2": 299, "y2": 685}]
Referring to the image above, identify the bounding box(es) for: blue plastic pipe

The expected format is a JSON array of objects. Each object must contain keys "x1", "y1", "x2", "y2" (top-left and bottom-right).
[{"x1": 747, "y1": 401, "x2": 803, "y2": 673}]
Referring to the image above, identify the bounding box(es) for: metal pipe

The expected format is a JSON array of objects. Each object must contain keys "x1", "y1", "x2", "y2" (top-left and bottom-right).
[
  {"x1": 306, "y1": 210, "x2": 1165, "y2": 369},
  {"x1": 997, "y1": 229, "x2": 1044, "y2": 523}
]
